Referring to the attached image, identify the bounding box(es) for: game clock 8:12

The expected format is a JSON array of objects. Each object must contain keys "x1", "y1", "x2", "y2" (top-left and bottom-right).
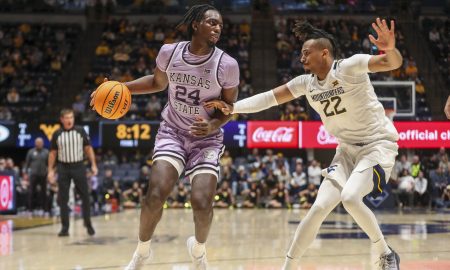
[{"x1": 100, "y1": 122, "x2": 158, "y2": 148}]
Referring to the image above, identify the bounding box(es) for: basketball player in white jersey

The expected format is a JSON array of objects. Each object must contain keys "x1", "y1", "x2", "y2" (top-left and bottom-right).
[
  {"x1": 90, "y1": 5, "x2": 239, "y2": 270},
  {"x1": 205, "y1": 18, "x2": 402, "y2": 269}
]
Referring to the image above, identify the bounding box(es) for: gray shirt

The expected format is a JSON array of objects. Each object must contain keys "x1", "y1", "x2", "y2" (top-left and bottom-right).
[{"x1": 25, "y1": 148, "x2": 49, "y2": 176}]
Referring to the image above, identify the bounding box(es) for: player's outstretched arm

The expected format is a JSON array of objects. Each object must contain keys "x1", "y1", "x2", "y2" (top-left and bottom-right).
[
  {"x1": 89, "y1": 68, "x2": 169, "y2": 108},
  {"x1": 204, "y1": 84, "x2": 295, "y2": 115},
  {"x1": 445, "y1": 95, "x2": 450, "y2": 120},
  {"x1": 367, "y1": 18, "x2": 403, "y2": 73},
  {"x1": 123, "y1": 67, "x2": 169, "y2": 95}
]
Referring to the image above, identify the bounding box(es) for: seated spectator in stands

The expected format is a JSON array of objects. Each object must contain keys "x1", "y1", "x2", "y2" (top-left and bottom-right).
[
  {"x1": 307, "y1": 160, "x2": 322, "y2": 187},
  {"x1": 95, "y1": 40, "x2": 111, "y2": 56},
  {"x1": 242, "y1": 182, "x2": 261, "y2": 208},
  {"x1": 103, "y1": 150, "x2": 118, "y2": 167},
  {"x1": 262, "y1": 167, "x2": 278, "y2": 197},
  {"x1": 435, "y1": 185, "x2": 450, "y2": 208},
  {"x1": 102, "y1": 168, "x2": 115, "y2": 194},
  {"x1": 215, "y1": 181, "x2": 234, "y2": 208},
  {"x1": 220, "y1": 150, "x2": 233, "y2": 167},
  {"x1": 398, "y1": 169, "x2": 415, "y2": 208},
  {"x1": 122, "y1": 181, "x2": 142, "y2": 208},
  {"x1": 232, "y1": 165, "x2": 249, "y2": 196},
  {"x1": 170, "y1": 182, "x2": 189, "y2": 208},
  {"x1": 0, "y1": 106, "x2": 12, "y2": 120},
  {"x1": 439, "y1": 153, "x2": 450, "y2": 174},
  {"x1": 429, "y1": 27, "x2": 440, "y2": 42},
  {"x1": 72, "y1": 94, "x2": 86, "y2": 118},
  {"x1": 404, "y1": 59, "x2": 418, "y2": 79},
  {"x1": 6, "y1": 87, "x2": 19, "y2": 103},
  {"x1": 50, "y1": 56, "x2": 62, "y2": 72},
  {"x1": 414, "y1": 171, "x2": 429, "y2": 207},
  {"x1": 268, "y1": 181, "x2": 289, "y2": 208},
  {"x1": 144, "y1": 94, "x2": 162, "y2": 119},
  {"x1": 221, "y1": 165, "x2": 233, "y2": 184},
  {"x1": 429, "y1": 166, "x2": 449, "y2": 199},
  {"x1": 395, "y1": 154, "x2": 411, "y2": 176},
  {"x1": 411, "y1": 155, "x2": 425, "y2": 178},
  {"x1": 299, "y1": 183, "x2": 318, "y2": 209},
  {"x1": 290, "y1": 162, "x2": 307, "y2": 198},
  {"x1": 274, "y1": 164, "x2": 291, "y2": 184},
  {"x1": 106, "y1": 180, "x2": 122, "y2": 208}
]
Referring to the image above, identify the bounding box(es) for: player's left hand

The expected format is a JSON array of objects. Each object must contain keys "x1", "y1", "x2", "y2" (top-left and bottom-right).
[
  {"x1": 369, "y1": 18, "x2": 396, "y2": 51},
  {"x1": 189, "y1": 117, "x2": 214, "y2": 137}
]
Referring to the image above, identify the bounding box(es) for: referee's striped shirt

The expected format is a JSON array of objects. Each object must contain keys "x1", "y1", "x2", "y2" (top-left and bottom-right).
[{"x1": 50, "y1": 126, "x2": 90, "y2": 163}]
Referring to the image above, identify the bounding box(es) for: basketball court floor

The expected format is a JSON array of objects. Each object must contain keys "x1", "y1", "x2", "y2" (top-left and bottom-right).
[{"x1": 1, "y1": 209, "x2": 449, "y2": 270}]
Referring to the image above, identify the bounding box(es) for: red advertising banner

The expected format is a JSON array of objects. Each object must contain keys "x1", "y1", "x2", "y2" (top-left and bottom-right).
[
  {"x1": 0, "y1": 175, "x2": 14, "y2": 211},
  {"x1": 247, "y1": 121, "x2": 298, "y2": 148},
  {"x1": 395, "y1": 122, "x2": 450, "y2": 148},
  {"x1": 300, "y1": 122, "x2": 338, "y2": 148},
  {"x1": 300, "y1": 121, "x2": 450, "y2": 149}
]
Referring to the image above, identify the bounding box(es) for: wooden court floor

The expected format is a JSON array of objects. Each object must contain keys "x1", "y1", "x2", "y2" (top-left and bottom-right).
[{"x1": 1, "y1": 209, "x2": 449, "y2": 270}]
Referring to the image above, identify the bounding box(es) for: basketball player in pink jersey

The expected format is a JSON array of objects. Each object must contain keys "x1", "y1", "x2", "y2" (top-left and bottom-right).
[{"x1": 90, "y1": 5, "x2": 239, "y2": 270}]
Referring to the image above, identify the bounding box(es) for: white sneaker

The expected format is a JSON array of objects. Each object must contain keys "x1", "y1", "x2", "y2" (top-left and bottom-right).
[
  {"x1": 124, "y1": 251, "x2": 151, "y2": 270},
  {"x1": 187, "y1": 236, "x2": 208, "y2": 270}
]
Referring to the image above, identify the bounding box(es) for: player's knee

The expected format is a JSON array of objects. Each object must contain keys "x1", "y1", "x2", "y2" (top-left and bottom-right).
[
  {"x1": 341, "y1": 190, "x2": 361, "y2": 208},
  {"x1": 191, "y1": 194, "x2": 213, "y2": 212},
  {"x1": 143, "y1": 189, "x2": 166, "y2": 208}
]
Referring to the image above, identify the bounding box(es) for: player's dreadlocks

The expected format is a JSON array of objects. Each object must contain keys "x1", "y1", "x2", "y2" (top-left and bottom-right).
[
  {"x1": 293, "y1": 20, "x2": 338, "y2": 58},
  {"x1": 176, "y1": 4, "x2": 218, "y2": 39}
]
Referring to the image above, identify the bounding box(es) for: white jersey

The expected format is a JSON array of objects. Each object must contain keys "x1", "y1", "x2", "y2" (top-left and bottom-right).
[{"x1": 287, "y1": 54, "x2": 399, "y2": 145}]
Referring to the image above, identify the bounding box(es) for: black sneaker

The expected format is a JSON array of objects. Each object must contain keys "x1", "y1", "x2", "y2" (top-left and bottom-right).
[
  {"x1": 86, "y1": 225, "x2": 95, "y2": 236},
  {"x1": 58, "y1": 229, "x2": 69, "y2": 237},
  {"x1": 379, "y1": 247, "x2": 400, "y2": 270}
]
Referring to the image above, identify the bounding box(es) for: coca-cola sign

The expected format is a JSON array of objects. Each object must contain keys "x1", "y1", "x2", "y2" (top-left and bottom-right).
[
  {"x1": 301, "y1": 122, "x2": 338, "y2": 148},
  {"x1": 247, "y1": 121, "x2": 298, "y2": 148}
]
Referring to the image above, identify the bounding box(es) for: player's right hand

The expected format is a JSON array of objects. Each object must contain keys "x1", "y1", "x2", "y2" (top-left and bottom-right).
[
  {"x1": 90, "y1": 78, "x2": 108, "y2": 109},
  {"x1": 203, "y1": 100, "x2": 234, "y2": 115}
]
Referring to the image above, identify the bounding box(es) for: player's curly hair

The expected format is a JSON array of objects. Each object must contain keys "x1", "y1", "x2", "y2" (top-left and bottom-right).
[
  {"x1": 293, "y1": 20, "x2": 337, "y2": 58},
  {"x1": 176, "y1": 4, "x2": 218, "y2": 39}
]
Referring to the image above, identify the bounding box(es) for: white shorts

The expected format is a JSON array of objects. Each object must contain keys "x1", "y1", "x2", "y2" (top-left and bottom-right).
[{"x1": 322, "y1": 140, "x2": 398, "y2": 192}]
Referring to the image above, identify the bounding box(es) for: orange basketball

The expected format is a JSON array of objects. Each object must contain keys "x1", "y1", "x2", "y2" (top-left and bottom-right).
[{"x1": 93, "y1": 81, "x2": 131, "y2": 119}]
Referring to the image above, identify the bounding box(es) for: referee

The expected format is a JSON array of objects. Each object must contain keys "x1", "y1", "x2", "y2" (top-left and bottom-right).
[{"x1": 48, "y1": 109, "x2": 98, "y2": 237}]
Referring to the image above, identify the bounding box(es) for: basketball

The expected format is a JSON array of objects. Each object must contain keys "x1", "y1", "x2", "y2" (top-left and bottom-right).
[{"x1": 93, "y1": 81, "x2": 131, "y2": 119}]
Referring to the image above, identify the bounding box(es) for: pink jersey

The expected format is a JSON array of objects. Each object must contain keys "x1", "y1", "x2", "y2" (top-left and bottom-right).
[{"x1": 156, "y1": 41, "x2": 239, "y2": 132}]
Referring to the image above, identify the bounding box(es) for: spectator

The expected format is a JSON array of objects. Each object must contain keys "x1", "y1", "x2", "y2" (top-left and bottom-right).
[
  {"x1": 414, "y1": 171, "x2": 429, "y2": 207},
  {"x1": 0, "y1": 106, "x2": 12, "y2": 120},
  {"x1": 395, "y1": 154, "x2": 411, "y2": 176},
  {"x1": 411, "y1": 155, "x2": 425, "y2": 178},
  {"x1": 24, "y1": 137, "x2": 49, "y2": 215},
  {"x1": 144, "y1": 95, "x2": 162, "y2": 119},
  {"x1": 397, "y1": 169, "x2": 415, "y2": 208},
  {"x1": 242, "y1": 182, "x2": 260, "y2": 208},
  {"x1": 299, "y1": 183, "x2": 318, "y2": 209},
  {"x1": 290, "y1": 163, "x2": 307, "y2": 197},
  {"x1": 6, "y1": 87, "x2": 19, "y2": 103},
  {"x1": 215, "y1": 181, "x2": 234, "y2": 208},
  {"x1": 435, "y1": 185, "x2": 450, "y2": 208},
  {"x1": 122, "y1": 181, "x2": 142, "y2": 208},
  {"x1": 170, "y1": 182, "x2": 189, "y2": 208},
  {"x1": 232, "y1": 165, "x2": 249, "y2": 196},
  {"x1": 220, "y1": 150, "x2": 233, "y2": 167},
  {"x1": 268, "y1": 181, "x2": 289, "y2": 208},
  {"x1": 307, "y1": 160, "x2": 322, "y2": 187}
]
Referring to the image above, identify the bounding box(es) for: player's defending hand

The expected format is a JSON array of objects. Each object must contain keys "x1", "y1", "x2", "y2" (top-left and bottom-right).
[
  {"x1": 369, "y1": 18, "x2": 396, "y2": 51},
  {"x1": 445, "y1": 96, "x2": 450, "y2": 120},
  {"x1": 89, "y1": 78, "x2": 108, "y2": 109},
  {"x1": 203, "y1": 100, "x2": 234, "y2": 115},
  {"x1": 190, "y1": 117, "x2": 215, "y2": 137}
]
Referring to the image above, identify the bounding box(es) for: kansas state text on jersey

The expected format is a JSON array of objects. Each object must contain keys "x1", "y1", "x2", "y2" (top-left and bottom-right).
[{"x1": 156, "y1": 41, "x2": 240, "y2": 132}]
